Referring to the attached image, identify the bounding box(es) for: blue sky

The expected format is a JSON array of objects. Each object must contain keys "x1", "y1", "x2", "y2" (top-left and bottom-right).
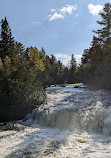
[{"x1": 0, "y1": 0, "x2": 109, "y2": 65}]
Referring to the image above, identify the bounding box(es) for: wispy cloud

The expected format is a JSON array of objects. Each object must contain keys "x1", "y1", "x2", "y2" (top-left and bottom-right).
[
  {"x1": 60, "y1": 5, "x2": 77, "y2": 15},
  {"x1": 88, "y1": 4, "x2": 103, "y2": 15},
  {"x1": 49, "y1": 12, "x2": 64, "y2": 21},
  {"x1": 55, "y1": 53, "x2": 82, "y2": 66},
  {"x1": 48, "y1": 5, "x2": 77, "y2": 21}
]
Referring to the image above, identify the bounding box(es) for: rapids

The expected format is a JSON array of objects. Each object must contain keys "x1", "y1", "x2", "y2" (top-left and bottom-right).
[{"x1": 0, "y1": 84, "x2": 111, "y2": 158}]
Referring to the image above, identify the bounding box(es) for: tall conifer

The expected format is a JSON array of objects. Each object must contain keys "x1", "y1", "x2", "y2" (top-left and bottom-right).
[
  {"x1": 0, "y1": 17, "x2": 14, "y2": 62},
  {"x1": 69, "y1": 54, "x2": 76, "y2": 83},
  {"x1": 93, "y1": 3, "x2": 111, "y2": 46}
]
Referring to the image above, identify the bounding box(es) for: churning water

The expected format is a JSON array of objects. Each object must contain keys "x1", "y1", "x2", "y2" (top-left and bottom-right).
[{"x1": 1, "y1": 84, "x2": 111, "y2": 158}]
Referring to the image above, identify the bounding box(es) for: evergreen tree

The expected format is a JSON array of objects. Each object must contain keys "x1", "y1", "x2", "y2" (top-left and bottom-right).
[
  {"x1": 0, "y1": 17, "x2": 14, "y2": 62},
  {"x1": 70, "y1": 54, "x2": 76, "y2": 71},
  {"x1": 41, "y1": 47, "x2": 46, "y2": 55},
  {"x1": 69, "y1": 54, "x2": 76, "y2": 83},
  {"x1": 81, "y1": 49, "x2": 90, "y2": 64},
  {"x1": 62, "y1": 67, "x2": 69, "y2": 84},
  {"x1": 93, "y1": 3, "x2": 111, "y2": 46},
  {"x1": 50, "y1": 54, "x2": 56, "y2": 64}
]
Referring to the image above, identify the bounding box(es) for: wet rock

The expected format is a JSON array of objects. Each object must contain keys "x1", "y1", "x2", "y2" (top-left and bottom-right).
[
  {"x1": 74, "y1": 85, "x2": 81, "y2": 88},
  {"x1": 0, "y1": 122, "x2": 26, "y2": 131}
]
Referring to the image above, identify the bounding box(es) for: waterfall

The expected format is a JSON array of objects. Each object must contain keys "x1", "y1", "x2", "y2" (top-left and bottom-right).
[
  {"x1": 1, "y1": 85, "x2": 111, "y2": 158},
  {"x1": 27, "y1": 85, "x2": 111, "y2": 135}
]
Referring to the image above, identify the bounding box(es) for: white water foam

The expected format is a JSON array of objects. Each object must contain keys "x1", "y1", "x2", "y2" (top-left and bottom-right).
[{"x1": 0, "y1": 85, "x2": 111, "y2": 158}]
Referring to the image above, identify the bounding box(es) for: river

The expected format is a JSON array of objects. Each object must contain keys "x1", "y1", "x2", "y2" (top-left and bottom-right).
[{"x1": 0, "y1": 84, "x2": 111, "y2": 158}]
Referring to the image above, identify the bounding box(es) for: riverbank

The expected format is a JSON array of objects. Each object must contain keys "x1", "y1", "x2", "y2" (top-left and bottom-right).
[{"x1": 0, "y1": 85, "x2": 46, "y2": 123}]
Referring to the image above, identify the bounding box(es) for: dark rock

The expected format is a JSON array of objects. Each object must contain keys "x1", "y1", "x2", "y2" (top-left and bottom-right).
[
  {"x1": 0, "y1": 122, "x2": 26, "y2": 131},
  {"x1": 74, "y1": 85, "x2": 81, "y2": 88}
]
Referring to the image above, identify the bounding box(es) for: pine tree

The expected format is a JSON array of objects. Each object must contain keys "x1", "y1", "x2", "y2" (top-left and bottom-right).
[
  {"x1": 70, "y1": 54, "x2": 76, "y2": 71},
  {"x1": 50, "y1": 54, "x2": 56, "y2": 64},
  {"x1": 41, "y1": 47, "x2": 46, "y2": 55},
  {"x1": 69, "y1": 54, "x2": 76, "y2": 83},
  {"x1": 93, "y1": 3, "x2": 111, "y2": 46},
  {"x1": 0, "y1": 17, "x2": 14, "y2": 62},
  {"x1": 81, "y1": 49, "x2": 90, "y2": 64}
]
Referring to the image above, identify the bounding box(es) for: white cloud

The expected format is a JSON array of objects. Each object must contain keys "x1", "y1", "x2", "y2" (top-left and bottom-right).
[
  {"x1": 55, "y1": 53, "x2": 71, "y2": 66},
  {"x1": 88, "y1": 4, "x2": 103, "y2": 15},
  {"x1": 48, "y1": 12, "x2": 64, "y2": 21},
  {"x1": 55, "y1": 53, "x2": 82, "y2": 66},
  {"x1": 75, "y1": 54, "x2": 82, "y2": 65},
  {"x1": 49, "y1": 4, "x2": 77, "y2": 21},
  {"x1": 60, "y1": 5, "x2": 77, "y2": 15}
]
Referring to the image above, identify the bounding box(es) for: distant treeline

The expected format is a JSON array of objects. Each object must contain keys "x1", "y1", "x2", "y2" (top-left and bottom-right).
[
  {"x1": 77, "y1": 3, "x2": 111, "y2": 90},
  {"x1": 0, "y1": 17, "x2": 76, "y2": 121}
]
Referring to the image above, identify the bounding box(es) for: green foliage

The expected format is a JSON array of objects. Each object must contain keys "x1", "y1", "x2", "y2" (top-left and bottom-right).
[
  {"x1": 78, "y1": 3, "x2": 111, "y2": 89},
  {"x1": 0, "y1": 17, "x2": 74, "y2": 121}
]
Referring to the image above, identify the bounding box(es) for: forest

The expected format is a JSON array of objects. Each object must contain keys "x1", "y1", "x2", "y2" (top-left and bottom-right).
[
  {"x1": 0, "y1": 17, "x2": 76, "y2": 121},
  {"x1": 0, "y1": 2, "x2": 111, "y2": 122}
]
